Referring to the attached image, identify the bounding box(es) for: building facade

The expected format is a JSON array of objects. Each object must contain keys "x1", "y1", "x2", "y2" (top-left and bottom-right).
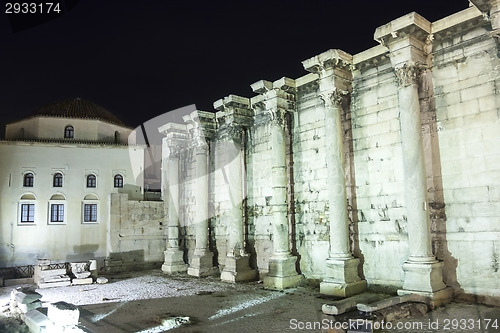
[{"x1": 0, "y1": 98, "x2": 145, "y2": 267}]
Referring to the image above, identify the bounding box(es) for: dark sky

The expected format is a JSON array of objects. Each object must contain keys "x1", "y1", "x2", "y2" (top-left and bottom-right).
[{"x1": 0, "y1": 0, "x2": 469, "y2": 136}]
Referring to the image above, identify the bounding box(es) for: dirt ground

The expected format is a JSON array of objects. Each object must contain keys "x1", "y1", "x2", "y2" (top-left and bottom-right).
[{"x1": 1, "y1": 270, "x2": 499, "y2": 333}]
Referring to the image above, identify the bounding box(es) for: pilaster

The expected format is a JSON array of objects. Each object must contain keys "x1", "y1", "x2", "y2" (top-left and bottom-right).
[
  {"x1": 375, "y1": 14, "x2": 451, "y2": 305},
  {"x1": 159, "y1": 123, "x2": 188, "y2": 274},
  {"x1": 214, "y1": 95, "x2": 257, "y2": 282},
  {"x1": 184, "y1": 111, "x2": 219, "y2": 277},
  {"x1": 302, "y1": 49, "x2": 366, "y2": 297},
  {"x1": 251, "y1": 78, "x2": 303, "y2": 289}
]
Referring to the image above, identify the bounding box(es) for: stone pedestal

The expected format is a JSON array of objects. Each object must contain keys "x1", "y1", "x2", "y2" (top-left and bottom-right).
[
  {"x1": 187, "y1": 249, "x2": 218, "y2": 277},
  {"x1": 320, "y1": 258, "x2": 367, "y2": 297},
  {"x1": 264, "y1": 255, "x2": 303, "y2": 289},
  {"x1": 220, "y1": 254, "x2": 257, "y2": 282},
  {"x1": 162, "y1": 248, "x2": 187, "y2": 274}
]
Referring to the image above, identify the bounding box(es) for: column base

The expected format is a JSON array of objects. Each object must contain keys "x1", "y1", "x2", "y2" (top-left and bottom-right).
[
  {"x1": 320, "y1": 257, "x2": 366, "y2": 297},
  {"x1": 400, "y1": 260, "x2": 447, "y2": 293},
  {"x1": 161, "y1": 249, "x2": 188, "y2": 274},
  {"x1": 220, "y1": 255, "x2": 257, "y2": 282},
  {"x1": 187, "y1": 249, "x2": 218, "y2": 277},
  {"x1": 398, "y1": 287, "x2": 453, "y2": 309},
  {"x1": 263, "y1": 255, "x2": 303, "y2": 290}
]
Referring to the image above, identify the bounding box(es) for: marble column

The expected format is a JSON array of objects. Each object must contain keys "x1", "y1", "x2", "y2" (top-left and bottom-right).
[
  {"x1": 251, "y1": 78, "x2": 303, "y2": 289},
  {"x1": 160, "y1": 123, "x2": 188, "y2": 274},
  {"x1": 214, "y1": 95, "x2": 257, "y2": 282},
  {"x1": 184, "y1": 111, "x2": 218, "y2": 277},
  {"x1": 375, "y1": 14, "x2": 450, "y2": 304},
  {"x1": 302, "y1": 50, "x2": 366, "y2": 297}
]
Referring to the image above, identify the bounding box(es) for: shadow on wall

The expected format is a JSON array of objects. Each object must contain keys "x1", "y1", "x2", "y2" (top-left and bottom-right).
[
  {"x1": 344, "y1": 90, "x2": 365, "y2": 281},
  {"x1": 68, "y1": 244, "x2": 100, "y2": 263},
  {"x1": 421, "y1": 68, "x2": 461, "y2": 295}
]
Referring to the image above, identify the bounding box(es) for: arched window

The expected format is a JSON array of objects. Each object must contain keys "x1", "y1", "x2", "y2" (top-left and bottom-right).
[
  {"x1": 64, "y1": 125, "x2": 74, "y2": 139},
  {"x1": 114, "y1": 174, "x2": 123, "y2": 188},
  {"x1": 83, "y1": 194, "x2": 99, "y2": 223},
  {"x1": 53, "y1": 173, "x2": 63, "y2": 187},
  {"x1": 86, "y1": 174, "x2": 96, "y2": 188},
  {"x1": 49, "y1": 194, "x2": 66, "y2": 224},
  {"x1": 19, "y1": 193, "x2": 36, "y2": 224},
  {"x1": 23, "y1": 173, "x2": 34, "y2": 187}
]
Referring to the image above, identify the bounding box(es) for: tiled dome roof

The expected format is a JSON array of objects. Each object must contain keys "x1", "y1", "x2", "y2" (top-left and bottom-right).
[{"x1": 34, "y1": 98, "x2": 125, "y2": 126}]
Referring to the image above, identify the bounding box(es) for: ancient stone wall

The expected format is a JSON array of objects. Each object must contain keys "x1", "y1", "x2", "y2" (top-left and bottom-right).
[
  {"x1": 161, "y1": 3, "x2": 500, "y2": 303},
  {"x1": 107, "y1": 193, "x2": 165, "y2": 271}
]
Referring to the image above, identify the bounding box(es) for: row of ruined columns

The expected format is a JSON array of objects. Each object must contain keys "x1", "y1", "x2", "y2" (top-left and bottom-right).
[{"x1": 159, "y1": 13, "x2": 452, "y2": 300}]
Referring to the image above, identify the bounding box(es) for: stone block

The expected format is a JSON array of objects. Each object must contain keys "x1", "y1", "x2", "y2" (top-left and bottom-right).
[
  {"x1": 18, "y1": 300, "x2": 42, "y2": 313},
  {"x1": 47, "y1": 301, "x2": 80, "y2": 326},
  {"x1": 322, "y1": 293, "x2": 387, "y2": 315},
  {"x1": 24, "y1": 309, "x2": 52, "y2": 333},
  {"x1": 37, "y1": 268, "x2": 67, "y2": 279},
  {"x1": 73, "y1": 271, "x2": 91, "y2": 279},
  {"x1": 38, "y1": 280, "x2": 71, "y2": 289},
  {"x1": 96, "y1": 277, "x2": 108, "y2": 284},
  {"x1": 15, "y1": 288, "x2": 42, "y2": 304},
  {"x1": 72, "y1": 278, "x2": 93, "y2": 285},
  {"x1": 42, "y1": 275, "x2": 71, "y2": 283}
]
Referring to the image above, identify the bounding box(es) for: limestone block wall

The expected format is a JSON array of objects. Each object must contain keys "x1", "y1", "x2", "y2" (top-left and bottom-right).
[
  {"x1": 108, "y1": 193, "x2": 165, "y2": 269},
  {"x1": 431, "y1": 14, "x2": 500, "y2": 299},
  {"x1": 292, "y1": 76, "x2": 331, "y2": 279},
  {"x1": 350, "y1": 51, "x2": 407, "y2": 288}
]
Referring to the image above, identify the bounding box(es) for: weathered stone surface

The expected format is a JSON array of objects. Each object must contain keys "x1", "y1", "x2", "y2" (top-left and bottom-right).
[
  {"x1": 322, "y1": 293, "x2": 388, "y2": 315},
  {"x1": 24, "y1": 309, "x2": 52, "y2": 333},
  {"x1": 47, "y1": 301, "x2": 80, "y2": 326},
  {"x1": 72, "y1": 277, "x2": 93, "y2": 285},
  {"x1": 73, "y1": 271, "x2": 91, "y2": 279},
  {"x1": 96, "y1": 277, "x2": 108, "y2": 284},
  {"x1": 18, "y1": 300, "x2": 42, "y2": 313},
  {"x1": 38, "y1": 280, "x2": 71, "y2": 289},
  {"x1": 15, "y1": 288, "x2": 42, "y2": 304}
]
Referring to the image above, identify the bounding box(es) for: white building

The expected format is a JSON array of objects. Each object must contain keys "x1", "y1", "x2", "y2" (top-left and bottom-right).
[{"x1": 0, "y1": 98, "x2": 145, "y2": 267}]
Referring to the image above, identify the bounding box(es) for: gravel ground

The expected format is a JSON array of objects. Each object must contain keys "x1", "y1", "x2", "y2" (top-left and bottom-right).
[{"x1": 1, "y1": 270, "x2": 499, "y2": 333}]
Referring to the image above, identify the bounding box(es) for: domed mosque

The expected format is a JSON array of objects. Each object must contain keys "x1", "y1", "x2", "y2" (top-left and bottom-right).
[
  {"x1": 5, "y1": 97, "x2": 129, "y2": 143},
  {"x1": 0, "y1": 98, "x2": 146, "y2": 268}
]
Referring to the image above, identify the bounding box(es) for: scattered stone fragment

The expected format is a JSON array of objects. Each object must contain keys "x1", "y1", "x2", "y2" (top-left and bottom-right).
[
  {"x1": 72, "y1": 277, "x2": 93, "y2": 285},
  {"x1": 96, "y1": 277, "x2": 108, "y2": 284},
  {"x1": 47, "y1": 301, "x2": 80, "y2": 326}
]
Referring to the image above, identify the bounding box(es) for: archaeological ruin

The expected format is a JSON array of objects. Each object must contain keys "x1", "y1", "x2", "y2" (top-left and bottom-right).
[{"x1": 1, "y1": 0, "x2": 500, "y2": 316}]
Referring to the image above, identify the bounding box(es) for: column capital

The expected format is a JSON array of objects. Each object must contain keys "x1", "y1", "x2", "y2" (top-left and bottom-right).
[
  {"x1": 319, "y1": 89, "x2": 350, "y2": 109},
  {"x1": 159, "y1": 123, "x2": 188, "y2": 158},
  {"x1": 250, "y1": 77, "x2": 296, "y2": 126},
  {"x1": 374, "y1": 12, "x2": 431, "y2": 67},
  {"x1": 302, "y1": 49, "x2": 353, "y2": 77},
  {"x1": 183, "y1": 110, "x2": 216, "y2": 148},
  {"x1": 394, "y1": 62, "x2": 426, "y2": 88}
]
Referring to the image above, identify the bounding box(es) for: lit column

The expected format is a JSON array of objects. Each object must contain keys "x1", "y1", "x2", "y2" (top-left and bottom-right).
[
  {"x1": 160, "y1": 123, "x2": 188, "y2": 274},
  {"x1": 375, "y1": 14, "x2": 450, "y2": 301},
  {"x1": 302, "y1": 50, "x2": 366, "y2": 297},
  {"x1": 185, "y1": 111, "x2": 218, "y2": 277},
  {"x1": 214, "y1": 95, "x2": 257, "y2": 282},
  {"x1": 251, "y1": 78, "x2": 303, "y2": 289}
]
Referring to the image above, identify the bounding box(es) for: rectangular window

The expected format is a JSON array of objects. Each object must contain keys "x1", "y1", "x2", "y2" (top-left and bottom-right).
[
  {"x1": 83, "y1": 203, "x2": 98, "y2": 222},
  {"x1": 50, "y1": 204, "x2": 64, "y2": 223},
  {"x1": 21, "y1": 203, "x2": 35, "y2": 223}
]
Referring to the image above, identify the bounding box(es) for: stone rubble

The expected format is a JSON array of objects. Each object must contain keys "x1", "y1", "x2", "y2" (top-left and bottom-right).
[{"x1": 34, "y1": 260, "x2": 71, "y2": 289}]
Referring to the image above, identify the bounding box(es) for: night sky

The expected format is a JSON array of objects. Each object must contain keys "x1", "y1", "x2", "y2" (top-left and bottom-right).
[{"x1": 0, "y1": 0, "x2": 469, "y2": 136}]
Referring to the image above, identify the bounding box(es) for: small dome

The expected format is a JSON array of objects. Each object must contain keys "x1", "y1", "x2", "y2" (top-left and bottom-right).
[{"x1": 34, "y1": 98, "x2": 125, "y2": 126}]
